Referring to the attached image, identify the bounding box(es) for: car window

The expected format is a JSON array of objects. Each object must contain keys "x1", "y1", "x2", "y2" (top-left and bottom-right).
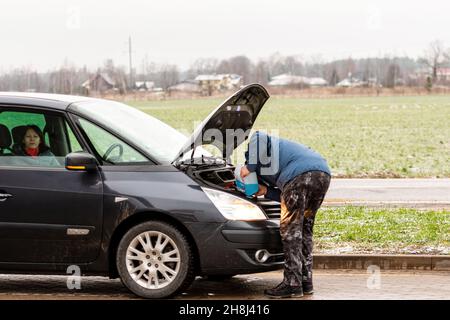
[
  {"x1": 66, "y1": 121, "x2": 83, "y2": 153},
  {"x1": 0, "y1": 109, "x2": 84, "y2": 168},
  {"x1": 76, "y1": 117, "x2": 149, "y2": 165}
]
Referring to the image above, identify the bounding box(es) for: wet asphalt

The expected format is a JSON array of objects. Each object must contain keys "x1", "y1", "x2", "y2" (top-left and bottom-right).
[{"x1": 324, "y1": 178, "x2": 450, "y2": 208}]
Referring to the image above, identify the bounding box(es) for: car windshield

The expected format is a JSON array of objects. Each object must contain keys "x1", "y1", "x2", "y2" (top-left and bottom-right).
[{"x1": 70, "y1": 100, "x2": 191, "y2": 164}]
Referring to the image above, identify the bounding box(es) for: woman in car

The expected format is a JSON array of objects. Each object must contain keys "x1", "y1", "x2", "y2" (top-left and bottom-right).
[{"x1": 14, "y1": 125, "x2": 59, "y2": 166}]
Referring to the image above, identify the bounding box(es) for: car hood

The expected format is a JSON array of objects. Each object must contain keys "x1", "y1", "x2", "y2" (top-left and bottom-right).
[{"x1": 173, "y1": 83, "x2": 270, "y2": 163}]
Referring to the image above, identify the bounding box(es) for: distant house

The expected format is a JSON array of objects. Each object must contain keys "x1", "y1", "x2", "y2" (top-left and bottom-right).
[
  {"x1": 82, "y1": 73, "x2": 116, "y2": 93},
  {"x1": 336, "y1": 77, "x2": 363, "y2": 87},
  {"x1": 437, "y1": 67, "x2": 450, "y2": 81},
  {"x1": 411, "y1": 66, "x2": 450, "y2": 83},
  {"x1": 307, "y1": 77, "x2": 328, "y2": 87},
  {"x1": 268, "y1": 74, "x2": 327, "y2": 87},
  {"x1": 336, "y1": 77, "x2": 381, "y2": 88},
  {"x1": 135, "y1": 81, "x2": 155, "y2": 91},
  {"x1": 195, "y1": 74, "x2": 242, "y2": 94},
  {"x1": 225, "y1": 74, "x2": 243, "y2": 89},
  {"x1": 336, "y1": 78, "x2": 353, "y2": 87},
  {"x1": 268, "y1": 74, "x2": 307, "y2": 86}
]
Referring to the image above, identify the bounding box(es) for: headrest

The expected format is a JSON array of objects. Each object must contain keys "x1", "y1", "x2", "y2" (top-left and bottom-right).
[
  {"x1": 12, "y1": 125, "x2": 27, "y2": 145},
  {"x1": 0, "y1": 124, "x2": 12, "y2": 148}
]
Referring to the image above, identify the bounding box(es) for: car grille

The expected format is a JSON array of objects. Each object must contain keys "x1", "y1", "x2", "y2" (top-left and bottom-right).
[{"x1": 258, "y1": 198, "x2": 281, "y2": 219}]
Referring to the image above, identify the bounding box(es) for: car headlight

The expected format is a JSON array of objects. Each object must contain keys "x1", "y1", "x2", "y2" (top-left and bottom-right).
[{"x1": 202, "y1": 187, "x2": 267, "y2": 221}]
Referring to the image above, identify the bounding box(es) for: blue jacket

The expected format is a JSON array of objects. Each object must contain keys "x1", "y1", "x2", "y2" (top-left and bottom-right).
[{"x1": 245, "y1": 131, "x2": 331, "y2": 202}]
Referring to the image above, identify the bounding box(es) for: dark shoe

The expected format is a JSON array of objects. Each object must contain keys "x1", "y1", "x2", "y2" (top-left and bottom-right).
[
  {"x1": 264, "y1": 282, "x2": 303, "y2": 298},
  {"x1": 302, "y1": 281, "x2": 314, "y2": 295}
]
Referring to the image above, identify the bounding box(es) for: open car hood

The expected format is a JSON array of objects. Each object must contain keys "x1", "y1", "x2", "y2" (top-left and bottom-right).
[{"x1": 173, "y1": 84, "x2": 270, "y2": 163}]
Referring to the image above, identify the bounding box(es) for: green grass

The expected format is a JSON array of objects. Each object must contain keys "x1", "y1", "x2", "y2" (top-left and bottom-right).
[
  {"x1": 314, "y1": 207, "x2": 450, "y2": 254},
  {"x1": 129, "y1": 95, "x2": 450, "y2": 178}
]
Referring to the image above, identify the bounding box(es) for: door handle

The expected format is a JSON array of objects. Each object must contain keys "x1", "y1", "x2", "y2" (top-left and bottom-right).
[{"x1": 0, "y1": 193, "x2": 12, "y2": 202}]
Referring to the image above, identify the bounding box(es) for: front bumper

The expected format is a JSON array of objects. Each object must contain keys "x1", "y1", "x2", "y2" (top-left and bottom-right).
[{"x1": 189, "y1": 219, "x2": 284, "y2": 275}]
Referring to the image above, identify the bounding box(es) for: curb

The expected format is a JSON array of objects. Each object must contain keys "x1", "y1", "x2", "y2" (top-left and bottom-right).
[{"x1": 313, "y1": 254, "x2": 450, "y2": 271}]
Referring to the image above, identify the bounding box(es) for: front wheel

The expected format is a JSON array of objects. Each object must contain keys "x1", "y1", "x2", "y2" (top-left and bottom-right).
[{"x1": 116, "y1": 221, "x2": 195, "y2": 298}]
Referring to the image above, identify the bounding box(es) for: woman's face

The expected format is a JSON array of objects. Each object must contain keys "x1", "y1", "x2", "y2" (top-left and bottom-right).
[{"x1": 23, "y1": 128, "x2": 41, "y2": 149}]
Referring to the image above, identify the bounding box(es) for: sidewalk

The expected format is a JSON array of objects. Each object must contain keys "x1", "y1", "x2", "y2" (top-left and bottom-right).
[{"x1": 324, "y1": 178, "x2": 450, "y2": 209}]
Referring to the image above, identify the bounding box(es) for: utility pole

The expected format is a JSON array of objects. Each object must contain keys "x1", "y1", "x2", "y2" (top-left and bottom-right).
[{"x1": 128, "y1": 36, "x2": 133, "y2": 89}]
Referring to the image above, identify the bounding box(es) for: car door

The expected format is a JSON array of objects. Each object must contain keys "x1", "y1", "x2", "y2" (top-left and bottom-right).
[{"x1": 0, "y1": 106, "x2": 103, "y2": 264}]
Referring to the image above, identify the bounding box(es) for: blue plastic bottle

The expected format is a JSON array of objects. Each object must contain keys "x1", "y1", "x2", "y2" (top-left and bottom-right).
[{"x1": 234, "y1": 165, "x2": 259, "y2": 197}]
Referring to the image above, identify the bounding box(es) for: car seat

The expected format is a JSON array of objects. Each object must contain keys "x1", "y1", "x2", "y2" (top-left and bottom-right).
[
  {"x1": 11, "y1": 125, "x2": 27, "y2": 154},
  {"x1": 0, "y1": 124, "x2": 13, "y2": 155}
]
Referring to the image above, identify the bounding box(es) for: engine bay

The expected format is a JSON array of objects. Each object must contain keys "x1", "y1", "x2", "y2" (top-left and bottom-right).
[{"x1": 175, "y1": 156, "x2": 238, "y2": 193}]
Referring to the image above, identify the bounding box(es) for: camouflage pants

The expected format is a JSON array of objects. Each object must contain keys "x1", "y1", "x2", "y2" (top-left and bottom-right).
[{"x1": 280, "y1": 171, "x2": 331, "y2": 287}]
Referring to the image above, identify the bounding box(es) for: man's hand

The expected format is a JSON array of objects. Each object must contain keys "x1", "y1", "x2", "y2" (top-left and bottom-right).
[
  {"x1": 255, "y1": 184, "x2": 267, "y2": 197},
  {"x1": 240, "y1": 165, "x2": 250, "y2": 179}
]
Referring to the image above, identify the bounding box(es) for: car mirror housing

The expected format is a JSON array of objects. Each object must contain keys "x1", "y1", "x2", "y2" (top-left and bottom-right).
[{"x1": 65, "y1": 152, "x2": 98, "y2": 171}]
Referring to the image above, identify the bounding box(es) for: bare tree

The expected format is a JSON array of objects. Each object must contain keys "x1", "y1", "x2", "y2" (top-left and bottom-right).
[
  {"x1": 374, "y1": 56, "x2": 390, "y2": 87},
  {"x1": 445, "y1": 48, "x2": 450, "y2": 62},
  {"x1": 305, "y1": 55, "x2": 324, "y2": 77},
  {"x1": 187, "y1": 58, "x2": 219, "y2": 78},
  {"x1": 329, "y1": 67, "x2": 340, "y2": 86},
  {"x1": 385, "y1": 63, "x2": 401, "y2": 88},
  {"x1": 419, "y1": 40, "x2": 447, "y2": 82},
  {"x1": 345, "y1": 57, "x2": 356, "y2": 79},
  {"x1": 362, "y1": 59, "x2": 374, "y2": 83},
  {"x1": 216, "y1": 59, "x2": 231, "y2": 74},
  {"x1": 254, "y1": 61, "x2": 270, "y2": 85},
  {"x1": 267, "y1": 52, "x2": 286, "y2": 76},
  {"x1": 114, "y1": 66, "x2": 129, "y2": 94},
  {"x1": 140, "y1": 58, "x2": 159, "y2": 82},
  {"x1": 158, "y1": 64, "x2": 180, "y2": 91},
  {"x1": 225, "y1": 56, "x2": 254, "y2": 84},
  {"x1": 285, "y1": 55, "x2": 304, "y2": 75}
]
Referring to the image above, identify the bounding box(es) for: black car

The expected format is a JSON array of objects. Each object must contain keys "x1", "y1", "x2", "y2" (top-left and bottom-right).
[{"x1": 0, "y1": 84, "x2": 282, "y2": 298}]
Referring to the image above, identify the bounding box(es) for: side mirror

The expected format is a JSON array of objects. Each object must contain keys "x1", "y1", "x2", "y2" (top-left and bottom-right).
[{"x1": 65, "y1": 152, "x2": 98, "y2": 171}]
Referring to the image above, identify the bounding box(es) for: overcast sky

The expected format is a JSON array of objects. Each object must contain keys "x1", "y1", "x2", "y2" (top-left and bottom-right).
[{"x1": 1, "y1": 0, "x2": 449, "y2": 72}]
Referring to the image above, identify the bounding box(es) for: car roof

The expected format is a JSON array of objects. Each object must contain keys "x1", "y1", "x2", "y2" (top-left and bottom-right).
[{"x1": 0, "y1": 92, "x2": 99, "y2": 110}]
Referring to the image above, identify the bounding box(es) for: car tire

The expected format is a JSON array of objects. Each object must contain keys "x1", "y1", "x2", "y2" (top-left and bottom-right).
[{"x1": 116, "y1": 220, "x2": 195, "y2": 299}]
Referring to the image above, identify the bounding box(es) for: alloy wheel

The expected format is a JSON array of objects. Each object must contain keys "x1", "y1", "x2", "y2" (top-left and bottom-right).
[{"x1": 126, "y1": 231, "x2": 181, "y2": 289}]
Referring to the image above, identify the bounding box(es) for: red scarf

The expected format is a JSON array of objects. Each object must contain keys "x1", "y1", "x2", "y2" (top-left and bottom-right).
[{"x1": 25, "y1": 147, "x2": 39, "y2": 157}]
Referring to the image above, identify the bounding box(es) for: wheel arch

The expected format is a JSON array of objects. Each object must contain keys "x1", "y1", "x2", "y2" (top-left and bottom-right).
[{"x1": 108, "y1": 211, "x2": 201, "y2": 278}]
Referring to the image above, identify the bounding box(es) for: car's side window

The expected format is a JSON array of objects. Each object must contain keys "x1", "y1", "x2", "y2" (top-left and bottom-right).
[
  {"x1": 75, "y1": 117, "x2": 149, "y2": 165},
  {"x1": 65, "y1": 121, "x2": 84, "y2": 153},
  {"x1": 0, "y1": 109, "x2": 84, "y2": 168}
]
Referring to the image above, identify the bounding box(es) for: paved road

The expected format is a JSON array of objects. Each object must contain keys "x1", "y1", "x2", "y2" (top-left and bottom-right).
[
  {"x1": 324, "y1": 178, "x2": 450, "y2": 208},
  {"x1": 0, "y1": 270, "x2": 449, "y2": 300}
]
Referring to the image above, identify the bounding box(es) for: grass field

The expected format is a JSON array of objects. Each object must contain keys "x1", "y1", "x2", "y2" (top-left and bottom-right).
[
  {"x1": 129, "y1": 95, "x2": 450, "y2": 178},
  {"x1": 314, "y1": 207, "x2": 450, "y2": 255}
]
